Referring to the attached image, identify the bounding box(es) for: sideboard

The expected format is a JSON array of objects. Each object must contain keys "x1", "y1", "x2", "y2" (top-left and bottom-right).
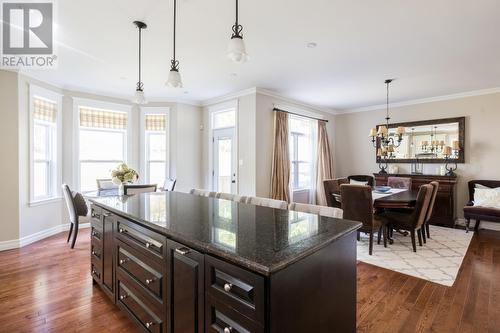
[{"x1": 374, "y1": 173, "x2": 458, "y2": 227}]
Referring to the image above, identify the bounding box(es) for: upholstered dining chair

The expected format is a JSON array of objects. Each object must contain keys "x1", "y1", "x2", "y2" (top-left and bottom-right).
[
  {"x1": 62, "y1": 184, "x2": 88, "y2": 249},
  {"x1": 387, "y1": 177, "x2": 412, "y2": 190},
  {"x1": 216, "y1": 192, "x2": 247, "y2": 203},
  {"x1": 163, "y1": 178, "x2": 177, "y2": 191},
  {"x1": 340, "y1": 184, "x2": 386, "y2": 255},
  {"x1": 424, "y1": 181, "x2": 439, "y2": 239},
  {"x1": 289, "y1": 202, "x2": 343, "y2": 219},
  {"x1": 96, "y1": 179, "x2": 118, "y2": 191},
  {"x1": 123, "y1": 184, "x2": 157, "y2": 195},
  {"x1": 190, "y1": 188, "x2": 217, "y2": 197},
  {"x1": 347, "y1": 175, "x2": 374, "y2": 187},
  {"x1": 323, "y1": 178, "x2": 348, "y2": 208},
  {"x1": 246, "y1": 196, "x2": 288, "y2": 210},
  {"x1": 378, "y1": 184, "x2": 433, "y2": 252}
]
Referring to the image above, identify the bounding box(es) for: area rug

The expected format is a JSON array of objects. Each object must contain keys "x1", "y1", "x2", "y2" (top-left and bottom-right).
[{"x1": 357, "y1": 225, "x2": 473, "y2": 286}]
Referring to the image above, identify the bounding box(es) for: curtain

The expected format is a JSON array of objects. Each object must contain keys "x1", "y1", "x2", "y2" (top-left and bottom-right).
[
  {"x1": 34, "y1": 98, "x2": 57, "y2": 123},
  {"x1": 316, "y1": 120, "x2": 334, "y2": 206},
  {"x1": 145, "y1": 114, "x2": 167, "y2": 131},
  {"x1": 80, "y1": 107, "x2": 128, "y2": 129},
  {"x1": 270, "y1": 111, "x2": 290, "y2": 202}
]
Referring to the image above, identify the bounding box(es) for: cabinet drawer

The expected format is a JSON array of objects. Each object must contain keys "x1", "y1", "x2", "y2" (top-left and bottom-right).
[
  {"x1": 90, "y1": 226, "x2": 103, "y2": 243},
  {"x1": 90, "y1": 205, "x2": 102, "y2": 222},
  {"x1": 206, "y1": 295, "x2": 263, "y2": 333},
  {"x1": 91, "y1": 261, "x2": 102, "y2": 283},
  {"x1": 205, "y1": 256, "x2": 265, "y2": 324},
  {"x1": 116, "y1": 219, "x2": 166, "y2": 261},
  {"x1": 90, "y1": 241, "x2": 102, "y2": 261},
  {"x1": 117, "y1": 240, "x2": 164, "y2": 300},
  {"x1": 117, "y1": 279, "x2": 163, "y2": 333}
]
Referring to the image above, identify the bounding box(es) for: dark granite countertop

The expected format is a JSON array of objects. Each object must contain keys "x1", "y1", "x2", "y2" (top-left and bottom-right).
[{"x1": 88, "y1": 191, "x2": 361, "y2": 276}]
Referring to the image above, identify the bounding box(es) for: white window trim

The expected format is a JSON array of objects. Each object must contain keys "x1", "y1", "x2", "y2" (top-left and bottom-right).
[
  {"x1": 139, "y1": 107, "x2": 170, "y2": 187},
  {"x1": 29, "y1": 84, "x2": 63, "y2": 205},
  {"x1": 208, "y1": 99, "x2": 238, "y2": 192},
  {"x1": 73, "y1": 98, "x2": 132, "y2": 192}
]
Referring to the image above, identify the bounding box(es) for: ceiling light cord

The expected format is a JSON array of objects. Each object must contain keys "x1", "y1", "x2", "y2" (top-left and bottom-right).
[
  {"x1": 170, "y1": 0, "x2": 179, "y2": 71},
  {"x1": 138, "y1": 25, "x2": 143, "y2": 91},
  {"x1": 231, "y1": 0, "x2": 243, "y2": 38}
]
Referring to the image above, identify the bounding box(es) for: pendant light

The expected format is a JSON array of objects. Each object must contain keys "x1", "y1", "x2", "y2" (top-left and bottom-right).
[
  {"x1": 166, "y1": 0, "x2": 183, "y2": 88},
  {"x1": 227, "y1": 0, "x2": 248, "y2": 63},
  {"x1": 132, "y1": 21, "x2": 147, "y2": 104}
]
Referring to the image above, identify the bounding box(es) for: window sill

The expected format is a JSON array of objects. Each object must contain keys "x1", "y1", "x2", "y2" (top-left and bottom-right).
[{"x1": 29, "y1": 197, "x2": 62, "y2": 207}]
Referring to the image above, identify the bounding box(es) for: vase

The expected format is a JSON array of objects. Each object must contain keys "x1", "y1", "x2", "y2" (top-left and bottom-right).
[{"x1": 118, "y1": 184, "x2": 125, "y2": 196}]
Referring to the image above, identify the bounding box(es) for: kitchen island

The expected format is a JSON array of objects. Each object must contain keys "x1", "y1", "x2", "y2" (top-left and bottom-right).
[{"x1": 89, "y1": 191, "x2": 361, "y2": 333}]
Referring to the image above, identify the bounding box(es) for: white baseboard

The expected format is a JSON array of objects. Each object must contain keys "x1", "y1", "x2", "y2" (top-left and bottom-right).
[{"x1": 0, "y1": 223, "x2": 90, "y2": 252}]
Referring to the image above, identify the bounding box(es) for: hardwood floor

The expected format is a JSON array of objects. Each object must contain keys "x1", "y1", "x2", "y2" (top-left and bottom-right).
[{"x1": 0, "y1": 227, "x2": 499, "y2": 332}]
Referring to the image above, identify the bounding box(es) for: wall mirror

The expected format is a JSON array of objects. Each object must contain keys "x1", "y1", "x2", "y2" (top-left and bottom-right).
[{"x1": 375, "y1": 117, "x2": 465, "y2": 164}]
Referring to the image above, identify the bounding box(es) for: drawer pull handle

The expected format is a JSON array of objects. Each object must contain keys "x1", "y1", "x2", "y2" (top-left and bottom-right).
[
  {"x1": 91, "y1": 250, "x2": 99, "y2": 257},
  {"x1": 224, "y1": 327, "x2": 233, "y2": 333},
  {"x1": 224, "y1": 283, "x2": 233, "y2": 292},
  {"x1": 119, "y1": 228, "x2": 125, "y2": 233},
  {"x1": 120, "y1": 294, "x2": 128, "y2": 300},
  {"x1": 119, "y1": 258, "x2": 129, "y2": 265},
  {"x1": 145, "y1": 242, "x2": 152, "y2": 248},
  {"x1": 145, "y1": 278, "x2": 155, "y2": 285},
  {"x1": 92, "y1": 213, "x2": 101, "y2": 219},
  {"x1": 175, "y1": 247, "x2": 191, "y2": 255},
  {"x1": 91, "y1": 231, "x2": 98, "y2": 237},
  {"x1": 103, "y1": 212, "x2": 112, "y2": 217},
  {"x1": 145, "y1": 322, "x2": 154, "y2": 328}
]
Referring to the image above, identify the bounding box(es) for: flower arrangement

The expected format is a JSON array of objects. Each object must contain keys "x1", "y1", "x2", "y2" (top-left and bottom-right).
[{"x1": 111, "y1": 163, "x2": 139, "y2": 185}]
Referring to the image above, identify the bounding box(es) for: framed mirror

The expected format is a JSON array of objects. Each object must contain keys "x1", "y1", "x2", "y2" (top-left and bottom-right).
[{"x1": 375, "y1": 117, "x2": 465, "y2": 164}]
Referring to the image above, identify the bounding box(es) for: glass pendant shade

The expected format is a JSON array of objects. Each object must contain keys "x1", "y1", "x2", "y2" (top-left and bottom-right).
[
  {"x1": 166, "y1": 69, "x2": 183, "y2": 88},
  {"x1": 227, "y1": 36, "x2": 248, "y2": 63},
  {"x1": 133, "y1": 89, "x2": 147, "y2": 105}
]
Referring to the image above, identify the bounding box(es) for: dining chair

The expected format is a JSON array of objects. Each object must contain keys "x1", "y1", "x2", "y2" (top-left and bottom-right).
[
  {"x1": 289, "y1": 202, "x2": 343, "y2": 219},
  {"x1": 123, "y1": 184, "x2": 157, "y2": 195},
  {"x1": 379, "y1": 184, "x2": 433, "y2": 252},
  {"x1": 340, "y1": 184, "x2": 386, "y2": 255},
  {"x1": 347, "y1": 175, "x2": 374, "y2": 187},
  {"x1": 96, "y1": 179, "x2": 118, "y2": 191},
  {"x1": 246, "y1": 196, "x2": 288, "y2": 210},
  {"x1": 62, "y1": 184, "x2": 88, "y2": 249},
  {"x1": 216, "y1": 192, "x2": 247, "y2": 203},
  {"x1": 163, "y1": 178, "x2": 177, "y2": 191},
  {"x1": 387, "y1": 177, "x2": 412, "y2": 190},
  {"x1": 190, "y1": 188, "x2": 217, "y2": 197},
  {"x1": 424, "y1": 181, "x2": 439, "y2": 239},
  {"x1": 323, "y1": 178, "x2": 348, "y2": 208}
]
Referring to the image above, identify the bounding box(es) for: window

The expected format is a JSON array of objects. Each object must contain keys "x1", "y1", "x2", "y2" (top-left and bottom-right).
[
  {"x1": 141, "y1": 109, "x2": 169, "y2": 188},
  {"x1": 289, "y1": 115, "x2": 317, "y2": 191},
  {"x1": 30, "y1": 89, "x2": 61, "y2": 203},
  {"x1": 78, "y1": 105, "x2": 128, "y2": 192}
]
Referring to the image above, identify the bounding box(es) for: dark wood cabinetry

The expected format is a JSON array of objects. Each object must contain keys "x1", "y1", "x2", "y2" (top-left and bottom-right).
[
  {"x1": 374, "y1": 173, "x2": 458, "y2": 227},
  {"x1": 167, "y1": 240, "x2": 204, "y2": 333},
  {"x1": 90, "y1": 200, "x2": 359, "y2": 333}
]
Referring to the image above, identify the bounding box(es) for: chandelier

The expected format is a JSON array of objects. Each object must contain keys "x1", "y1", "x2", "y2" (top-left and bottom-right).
[
  {"x1": 369, "y1": 79, "x2": 405, "y2": 173},
  {"x1": 421, "y1": 126, "x2": 444, "y2": 155}
]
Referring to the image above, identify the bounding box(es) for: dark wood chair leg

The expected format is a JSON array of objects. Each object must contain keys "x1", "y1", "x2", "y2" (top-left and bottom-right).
[
  {"x1": 417, "y1": 229, "x2": 423, "y2": 246},
  {"x1": 474, "y1": 220, "x2": 480, "y2": 232},
  {"x1": 357, "y1": 231, "x2": 360, "y2": 241},
  {"x1": 67, "y1": 223, "x2": 73, "y2": 243},
  {"x1": 369, "y1": 232, "x2": 374, "y2": 255},
  {"x1": 425, "y1": 222, "x2": 430, "y2": 238},
  {"x1": 466, "y1": 218, "x2": 470, "y2": 233},
  {"x1": 421, "y1": 227, "x2": 426, "y2": 244},
  {"x1": 70, "y1": 223, "x2": 79, "y2": 249},
  {"x1": 383, "y1": 225, "x2": 388, "y2": 248},
  {"x1": 377, "y1": 226, "x2": 382, "y2": 245},
  {"x1": 410, "y1": 230, "x2": 417, "y2": 252}
]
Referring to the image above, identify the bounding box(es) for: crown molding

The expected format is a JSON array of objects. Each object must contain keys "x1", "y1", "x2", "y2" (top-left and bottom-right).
[
  {"x1": 200, "y1": 87, "x2": 258, "y2": 107},
  {"x1": 340, "y1": 86, "x2": 500, "y2": 114}
]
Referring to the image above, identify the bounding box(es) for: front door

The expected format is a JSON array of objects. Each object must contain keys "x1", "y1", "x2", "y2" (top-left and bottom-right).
[{"x1": 212, "y1": 128, "x2": 236, "y2": 194}]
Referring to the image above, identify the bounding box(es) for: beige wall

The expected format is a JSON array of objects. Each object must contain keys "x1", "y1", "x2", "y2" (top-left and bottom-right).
[
  {"x1": 334, "y1": 92, "x2": 500, "y2": 229},
  {"x1": 0, "y1": 71, "x2": 20, "y2": 241}
]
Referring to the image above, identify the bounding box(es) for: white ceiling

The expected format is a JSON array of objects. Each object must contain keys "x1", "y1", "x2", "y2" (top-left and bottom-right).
[{"x1": 22, "y1": 0, "x2": 500, "y2": 111}]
